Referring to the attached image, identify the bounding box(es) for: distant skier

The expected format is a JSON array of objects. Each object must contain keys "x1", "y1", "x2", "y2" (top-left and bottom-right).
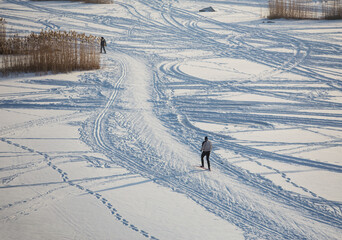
[
  {"x1": 100, "y1": 37, "x2": 106, "y2": 54},
  {"x1": 200, "y1": 136, "x2": 212, "y2": 171}
]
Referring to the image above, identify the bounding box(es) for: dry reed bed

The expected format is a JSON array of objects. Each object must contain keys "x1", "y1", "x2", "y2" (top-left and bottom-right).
[
  {"x1": 0, "y1": 19, "x2": 101, "y2": 76},
  {"x1": 268, "y1": 0, "x2": 342, "y2": 19}
]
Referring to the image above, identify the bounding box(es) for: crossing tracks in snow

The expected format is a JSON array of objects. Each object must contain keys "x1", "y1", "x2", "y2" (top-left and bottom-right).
[
  {"x1": 1, "y1": 0, "x2": 342, "y2": 239},
  {"x1": 93, "y1": 57, "x2": 127, "y2": 152}
]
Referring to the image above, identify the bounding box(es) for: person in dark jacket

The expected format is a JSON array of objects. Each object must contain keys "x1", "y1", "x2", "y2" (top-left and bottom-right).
[
  {"x1": 100, "y1": 37, "x2": 106, "y2": 54},
  {"x1": 201, "y1": 136, "x2": 212, "y2": 171}
]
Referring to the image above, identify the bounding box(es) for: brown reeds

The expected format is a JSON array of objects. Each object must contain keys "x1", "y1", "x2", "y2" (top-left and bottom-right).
[
  {"x1": 0, "y1": 20, "x2": 101, "y2": 76},
  {"x1": 268, "y1": 0, "x2": 318, "y2": 19},
  {"x1": 268, "y1": 0, "x2": 342, "y2": 19},
  {"x1": 0, "y1": 18, "x2": 6, "y2": 55},
  {"x1": 323, "y1": 0, "x2": 342, "y2": 19}
]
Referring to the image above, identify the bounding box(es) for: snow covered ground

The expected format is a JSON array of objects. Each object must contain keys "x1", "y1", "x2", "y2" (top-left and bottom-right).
[{"x1": 0, "y1": 0, "x2": 342, "y2": 239}]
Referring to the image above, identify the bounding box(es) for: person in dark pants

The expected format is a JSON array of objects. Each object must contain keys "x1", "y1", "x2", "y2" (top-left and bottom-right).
[
  {"x1": 100, "y1": 37, "x2": 106, "y2": 54},
  {"x1": 201, "y1": 136, "x2": 212, "y2": 171}
]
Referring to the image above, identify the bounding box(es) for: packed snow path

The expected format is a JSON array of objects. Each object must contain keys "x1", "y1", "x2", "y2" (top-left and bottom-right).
[{"x1": 1, "y1": 0, "x2": 342, "y2": 239}]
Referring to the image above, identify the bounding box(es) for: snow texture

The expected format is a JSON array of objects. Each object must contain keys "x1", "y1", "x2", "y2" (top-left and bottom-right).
[{"x1": 0, "y1": 0, "x2": 342, "y2": 239}]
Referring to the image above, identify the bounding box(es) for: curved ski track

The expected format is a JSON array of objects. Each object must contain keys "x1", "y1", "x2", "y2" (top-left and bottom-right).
[
  {"x1": 2, "y1": 0, "x2": 342, "y2": 240},
  {"x1": 88, "y1": 1, "x2": 342, "y2": 239},
  {"x1": 93, "y1": 58, "x2": 127, "y2": 152}
]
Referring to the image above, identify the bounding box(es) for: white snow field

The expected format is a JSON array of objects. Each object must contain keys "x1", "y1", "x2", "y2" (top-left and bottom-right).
[{"x1": 1, "y1": 0, "x2": 342, "y2": 239}]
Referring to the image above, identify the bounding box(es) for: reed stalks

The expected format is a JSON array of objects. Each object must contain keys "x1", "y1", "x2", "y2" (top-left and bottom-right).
[
  {"x1": 0, "y1": 18, "x2": 6, "y2": 55},
  {"x1": 323, "y1": 0, "x2": 342, "y2": 19},
  {"x1": 0, "y1": 19, "x2": 101, "y2": 76},
  {"x1": 268, "y1": 0, "x2": 342, "y2": 19}
]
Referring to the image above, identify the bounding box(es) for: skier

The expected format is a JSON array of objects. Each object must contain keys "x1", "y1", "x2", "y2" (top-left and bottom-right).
[
  {"x1": 100, "y1": 37, "x2": 106, "y2": 54},
  {"x1": 200, "y1": 136, "x2": 212, "y2": 171}
]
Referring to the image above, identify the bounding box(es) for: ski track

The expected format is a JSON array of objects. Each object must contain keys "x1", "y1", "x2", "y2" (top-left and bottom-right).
[
  {"x1": 1, "y1": 0, "x2": 342, "y2": 239},
  {"x1": 0, "y1": 137, "x2": 159, "y2": 240}
]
